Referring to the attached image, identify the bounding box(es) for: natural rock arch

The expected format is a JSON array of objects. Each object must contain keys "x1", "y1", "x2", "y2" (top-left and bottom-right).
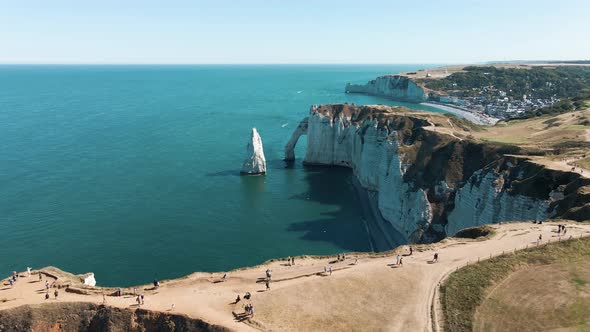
[{"x1": 284, "y1": 117, "x2": 308, "y2": 161}]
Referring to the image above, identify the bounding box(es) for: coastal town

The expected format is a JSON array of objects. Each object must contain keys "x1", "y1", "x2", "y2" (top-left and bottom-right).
[{"x1": 427, "y1": 90, "x2": 560, "y2": 120}]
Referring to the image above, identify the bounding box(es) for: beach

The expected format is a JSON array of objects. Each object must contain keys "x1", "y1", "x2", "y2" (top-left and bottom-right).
[{"x1": 421, "y1": 102, "x2": 499, "y2": 126}]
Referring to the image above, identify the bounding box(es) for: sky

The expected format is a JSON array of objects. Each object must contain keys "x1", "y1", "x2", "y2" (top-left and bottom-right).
[{"x1": 1, "y1": 0, "x2": 589, "y2": 64}]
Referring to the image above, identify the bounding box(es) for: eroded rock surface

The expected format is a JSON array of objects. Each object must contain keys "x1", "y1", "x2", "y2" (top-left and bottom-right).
[
  {"x1": 291, "y1": 104, "x2": 590, "y2": 243},
  {"x1": 241, "y1": 128, "x2": 266, "y2": 175},
  {"x1": 0, "y1": 303, "x2": 229, "y2": 332}
]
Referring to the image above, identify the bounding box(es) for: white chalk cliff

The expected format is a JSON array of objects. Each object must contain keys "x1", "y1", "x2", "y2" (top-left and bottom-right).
[
  {"x1": 241, "y1": 128, "x2": 267, "y2": 175},
  {"x1": 345, "y1": 75, "x2": 427, "y2": 102},
  {"x1": 286, "y1": 104, "x2": 584, "y2": 244}
]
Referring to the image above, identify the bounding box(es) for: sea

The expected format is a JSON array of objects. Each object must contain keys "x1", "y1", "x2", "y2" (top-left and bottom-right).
[{"x1": 0, "y1": 64, "x2": 446, "y2": 286}]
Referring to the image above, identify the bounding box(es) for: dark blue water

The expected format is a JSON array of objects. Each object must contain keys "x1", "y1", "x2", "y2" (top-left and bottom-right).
[{"x1": 0, "y1": 65, "x2": 444, "y2": 286}]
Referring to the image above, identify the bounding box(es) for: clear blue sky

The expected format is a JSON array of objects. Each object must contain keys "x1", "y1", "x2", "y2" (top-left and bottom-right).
[{"x1": 1, "y1": 0, "x2": 588, "y2": 64}]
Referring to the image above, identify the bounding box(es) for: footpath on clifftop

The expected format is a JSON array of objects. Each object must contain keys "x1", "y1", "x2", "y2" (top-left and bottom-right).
[{"x1": 2, "y1": 222, "x2": 590, "y2": 331}]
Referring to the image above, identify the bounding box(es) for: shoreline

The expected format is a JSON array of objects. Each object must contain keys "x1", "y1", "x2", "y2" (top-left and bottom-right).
[{"x1": 420, "y1": 102, "x2": 499, "y2": 126}]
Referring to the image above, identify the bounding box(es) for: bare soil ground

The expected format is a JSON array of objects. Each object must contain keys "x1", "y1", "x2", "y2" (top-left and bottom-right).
[{"x1": 2, "y1": 222, "x2": 590, "y2": 331}]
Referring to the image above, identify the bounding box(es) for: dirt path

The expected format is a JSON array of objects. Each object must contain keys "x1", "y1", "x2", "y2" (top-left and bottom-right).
[{"x1": 2, "y1": 222, "x2": 589, "y2": 331}]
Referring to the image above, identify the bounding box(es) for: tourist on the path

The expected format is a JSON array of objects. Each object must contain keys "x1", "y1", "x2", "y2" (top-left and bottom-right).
[
  {"x1": 399, "y1": 257, "x2": 403, "y2": 266},
  {"x1": 250, "y1": 305, "x2": 254, "y2": 317},
  {"x1": 409, "y1": 247, "x2": 413, "y2": 255},
  {"x1": 118, "y1": 287, "x2": 122, "y2": 296},
  {"x1": 45, "y1": 280, "x2": 50, "y2": 290},
  {"x1": 136, "y1": 295, "x2": 141, "y2": 306},
  {"x1": 291, "y1": 257, "x2": 295, "y2": 265},
  {"x1": 396, "y1": 254, "x2": 401, "y2": 265},
  {"x1": 54, "y1": 289, "x2": 59, "y2": 299},
  {"x1": 354, "y1": 259, "x2": 358, "y2": 265},
  {"x1": 39, "y1": 273, "x2": 42, "y2": 281},
  {"x1": 329, "y1": 266, "x2": 332, "y2": 275},
  {"x1": 133, "y1": 287, "x2": 137, "y2": 295},
  {"x1": 342, "y1": 254, "x2": 346, "y2": 260},
  {"x1": 244, "y1": 292, "x2": 251, "y2": 300},
  {"x1": 171, "y1": 303, "x2": 175, "y2": 311},
  {"x1": 337, "y1": 254, "x2": 341, "y2": 261},
  {"x1": 324, "y1": 266, "x2": 327, "y2": 274},
  {"x1": 45, "y1": 292, "x2": 50, "y2": 300},
  {"x1": 27, "y1": 267, "x2": 31, "y2": 277},
  {"x1": 265, "y1": 269, "x2": 272, "y2": 280},
  {"x1": 9, "y1": 279, "x2": 13, "y2": 287},
  {"x1": 433, "y1": 252, "x2": 439, "y2": 263},
  {"x1": 141, "y1": 294, "x2": 145, "y2": 304},
  {"x1": 222, "y1": 273, "x2": 227, "y2": 281},
  {"x1": 235, "y1": 295, "x2": 241, "y2": 304},
  {"x1": 265, "y1": 280, "x2": 270, "y2": 290}
]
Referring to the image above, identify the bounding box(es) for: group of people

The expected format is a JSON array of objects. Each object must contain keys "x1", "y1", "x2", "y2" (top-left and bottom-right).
[
  {"x1": 8, "y1": 271, "x2": 18, "y2": 287},
  {"x1": 557, "y1": 224, "x2": 568, "y2": 235}
]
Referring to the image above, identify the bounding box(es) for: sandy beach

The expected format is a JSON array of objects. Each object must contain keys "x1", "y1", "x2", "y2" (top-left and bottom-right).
[
  {"x1": 421, "y1": 102, "x2": 499, "y2": 126},
  {"x1": 2, "y1": 221, "x2": 589, "y2": 331}
]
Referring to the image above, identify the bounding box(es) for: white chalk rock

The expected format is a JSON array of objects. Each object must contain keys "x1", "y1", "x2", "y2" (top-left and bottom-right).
[
  {"x1": 83, "y1": 273, "x2": 96, "y2": 287},
  {"x1": 241, "y1": 128, "x2": 267, "y2": 175}
]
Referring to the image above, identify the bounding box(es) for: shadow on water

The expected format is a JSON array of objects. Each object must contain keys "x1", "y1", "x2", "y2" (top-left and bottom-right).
[
  {"x1": 205, "y1": 159, "x2": 294, "y2": 177},
  {"x1": 286, "y1": 166, "x2": 374, "y2": 252}
]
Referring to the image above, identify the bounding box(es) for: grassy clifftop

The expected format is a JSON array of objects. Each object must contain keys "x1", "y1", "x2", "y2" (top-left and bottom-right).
[{"x1": 440, "y1": 234, "x2": 590, "y2": 332}]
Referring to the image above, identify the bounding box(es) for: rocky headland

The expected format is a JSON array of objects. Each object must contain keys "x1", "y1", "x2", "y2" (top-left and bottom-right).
[{"x1": 285, "y1": 104, "x2": 590, "y2": 244}]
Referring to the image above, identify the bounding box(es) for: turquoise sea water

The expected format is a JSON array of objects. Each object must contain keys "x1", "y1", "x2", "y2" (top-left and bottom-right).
[{"x1": 0, "y1": 65, "x2": 445, "y2": 286}]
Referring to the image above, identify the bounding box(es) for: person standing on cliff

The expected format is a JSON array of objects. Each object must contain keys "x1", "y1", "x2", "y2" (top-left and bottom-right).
[
  {"x1": 140, "y1": 294, "x2": 145, "y2": 305},
  {"x1": 399, "y1": 257, "x2": 403, "y2": 266},
  {"x1": 54, "y1": 289, "x2": 59, "y2": 300},
  {"x1": 409, "y1": 247, "x2": 413, "y2": 255},
  {"x1": 396, "y1": 254, "x2": 401, "y2": 265},
  {"x1": 329, "y1": 266, "x2": 332, "y2": 275},
  {"x1": 433, "y1": 252, "x2": 439, "y2": 263},
  {"x1": 291, "y1": 257, "x2": 295, "y2": 265},
  {"x1": 265, "y1": 279, "x2": 270, "y2": 291}
]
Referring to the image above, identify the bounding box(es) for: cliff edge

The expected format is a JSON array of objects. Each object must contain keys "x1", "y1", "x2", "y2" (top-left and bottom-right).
[{"x1": 286, "y1": 104, "x2": 590, "y2": 243}]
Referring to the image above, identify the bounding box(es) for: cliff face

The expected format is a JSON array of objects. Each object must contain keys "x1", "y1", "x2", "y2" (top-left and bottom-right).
[
  {"x1": 345, "y1": 75, "x2": 427, "y2": 103},
  {"x1": 291, "y1": 104, "x2": 590, "y2": 243},
  {"x1": 0, "y1": 303, "x2": 229, "y2": 332},
  {"x1": 241, "y1": 128, "x2": 267, "y2": 175}
]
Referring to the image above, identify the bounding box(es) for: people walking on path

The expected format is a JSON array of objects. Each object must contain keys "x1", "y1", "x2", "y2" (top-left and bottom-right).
[
  {"x1": 329, "y1": 266, "x2": 332, "y2": 276},
  {"x1": 396, "y1": 254, "x2": 401, "y2": 265},
  {"x1": 45, "y1": 292, "x2": 49, "y2": 300},
  {"x1": 54, "y1": 289, "x2": 59, "y2": 299},
  {"x1": 409, "y1": 247, "x2": 413, "y2": 255},
  {"x1": 39, "y1": 273, "x2": 42, "y2": 281},
  {"x1": 399, "y1": 257, "x2": 403, "y2": 266},
  {"x1": 136, "y1": 295, "x2": 141, "y2": 306},
  {"x1": 45, "y1": 280, "x2": 50, "y2": 290},
  {"x1": 140, "y1": 294, "x2": 145, "y2": 305},
  {"x1": 291, "y1": 257, "x2": 295, "y2": 265},
  {"x1": 433, "y1": 252, "x2": 439, "y2": 263},
  {"x1": 265, "y1": 280, "x2": 270, "y2": 290}
]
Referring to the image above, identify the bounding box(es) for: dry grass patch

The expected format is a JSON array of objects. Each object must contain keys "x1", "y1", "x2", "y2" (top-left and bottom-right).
[{"x1": 440, "y1": 236, "x2": 590, "y2": 332}]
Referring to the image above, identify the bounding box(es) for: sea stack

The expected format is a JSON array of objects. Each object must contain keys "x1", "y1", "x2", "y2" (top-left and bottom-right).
[{"x1": 240, "y1": 128, "x2": 267, "y2": 175}]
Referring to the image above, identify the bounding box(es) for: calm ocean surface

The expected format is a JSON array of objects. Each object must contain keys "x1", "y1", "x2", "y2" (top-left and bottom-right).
[{"x1": 0, "y1": 65, "x2": 445, "y2": 286}]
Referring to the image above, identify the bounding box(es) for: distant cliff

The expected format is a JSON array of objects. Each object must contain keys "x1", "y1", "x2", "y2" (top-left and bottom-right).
[
  {"x1": 345, "y1": 75, "x2": 427, "y2": 102},
  {"x1": 286, "y1": 104, "x2": 590, "y2": 244}
]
